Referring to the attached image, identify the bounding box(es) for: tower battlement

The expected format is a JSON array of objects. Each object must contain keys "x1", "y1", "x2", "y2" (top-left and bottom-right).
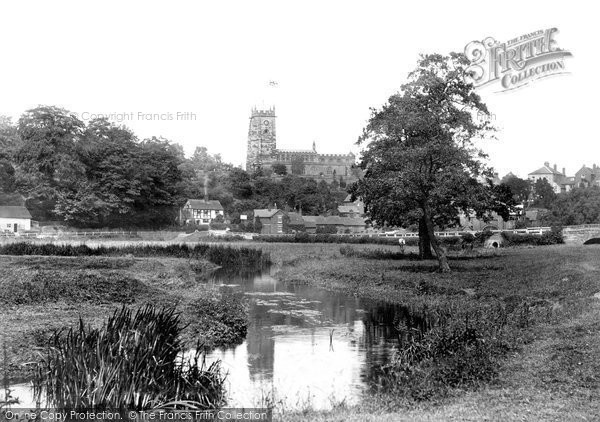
[{"x1": 250, "y1": 106, "x2": 276, "y2": 117}]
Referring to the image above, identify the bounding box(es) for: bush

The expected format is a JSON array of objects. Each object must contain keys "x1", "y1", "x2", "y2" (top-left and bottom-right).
[{"x1": 501, "y1": 227, "x2": 563, "y2": 246}]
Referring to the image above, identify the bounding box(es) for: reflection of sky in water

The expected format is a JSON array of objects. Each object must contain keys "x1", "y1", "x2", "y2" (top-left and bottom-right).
[{"x1": 203, "y1": 269, "x2": 401, "y2": 410}]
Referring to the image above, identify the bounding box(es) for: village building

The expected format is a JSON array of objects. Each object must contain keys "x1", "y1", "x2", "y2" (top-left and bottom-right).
[
  {"x1": 246, "y1": 107, "x2": 359, "y2": 182},
  {"x1": 528, "y1": 162, "x2": 573, "y2": 194},
  {"x1": 181, "y1": 199, "x2": 224, "y2": 226},
  {"x1": 337, "y1": 194, "x2": 365, "y2": 218},
  {"x1": 254, "y1": 208, "x2": 288, "y2": 234},
  {"x1": 0, "y1": 206, "x2": 32, "y2": 233},
  {"x1": 286, "y1": 212, "x2": 306, "y2": 232},
  {"x1": 573, "y1": 164, "x2": 600, "y2": 188}
]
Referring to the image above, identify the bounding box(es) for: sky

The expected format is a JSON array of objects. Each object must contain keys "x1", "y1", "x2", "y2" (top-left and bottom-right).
[{"x1": 0, "y1": 0, "x2": 595, "y2": 178}]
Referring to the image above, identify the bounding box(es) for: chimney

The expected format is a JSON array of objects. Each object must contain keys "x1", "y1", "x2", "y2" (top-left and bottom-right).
[
  {"x1": 553, "y1": 164, "x2": 557, "y2": 171},
  {"x1": 562, "y1": 167, "x2": 566, "y2": 175},
  {"x1": 544, "y1": 161, "x2": 550, "y2": 168}
]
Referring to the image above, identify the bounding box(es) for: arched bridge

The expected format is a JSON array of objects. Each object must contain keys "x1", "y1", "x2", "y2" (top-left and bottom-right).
[{"x1": 562, "y1": 225, "x2": 600, "y2": 245}]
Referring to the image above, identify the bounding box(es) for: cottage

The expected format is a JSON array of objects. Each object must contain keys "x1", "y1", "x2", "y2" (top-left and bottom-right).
[
  {"x1": 181, "y1": 199, "x2": 224, "y2": 225},
  {"x1": 0, "y1": 206, "x2": 32, "y2": 233},
  {"x1": 254, "y1": 209, "x2": 288, "y2": 234}
]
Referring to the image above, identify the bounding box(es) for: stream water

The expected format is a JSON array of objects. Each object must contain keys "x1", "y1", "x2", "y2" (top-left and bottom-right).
[{"x1": 201, "y1": 267, "x2": 409, "y2": 410}]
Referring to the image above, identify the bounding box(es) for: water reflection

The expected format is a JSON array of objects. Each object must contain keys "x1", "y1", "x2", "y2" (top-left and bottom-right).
[{"x1": 203, "y1": 268, "x2": 412, "y2": 410}]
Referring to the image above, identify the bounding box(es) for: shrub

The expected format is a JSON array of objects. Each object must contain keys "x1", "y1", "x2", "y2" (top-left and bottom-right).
[{"x1": 501, "y1": 227, "x2": 563, "y2": 246}]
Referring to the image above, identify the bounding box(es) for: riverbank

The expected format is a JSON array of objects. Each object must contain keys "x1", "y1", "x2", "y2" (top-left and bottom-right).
[
  {"x1": 258, "y1": 243, "x2": 600, "y2": 421},
  {"x1": 0, "y1": 254, "x2": 248, "y2": 381}
]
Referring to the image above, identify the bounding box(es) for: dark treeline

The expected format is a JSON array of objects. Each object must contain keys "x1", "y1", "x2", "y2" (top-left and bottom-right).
[{"x1": 0, "y1": 106, "x2": 346, "y2": 229}]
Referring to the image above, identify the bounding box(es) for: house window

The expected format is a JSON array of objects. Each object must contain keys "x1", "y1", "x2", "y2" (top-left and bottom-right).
[
  {"x1": 202, "y1": 219, "x2": 210, "y2": 224},
  {"x1": 6, "y1": 224, "x2": 10, "y2": 228}
]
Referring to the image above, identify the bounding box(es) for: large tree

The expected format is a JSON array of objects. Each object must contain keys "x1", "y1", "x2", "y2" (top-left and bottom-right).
[
  {"x1": 532, "y1": 178, "x2": 557, "y2": 209},
  {"x1": 352, "y1": 53, "x2": 512, "y2": 272},
  {"x1": 501, "y1": 174, "x2": 531, "y2": 204}
]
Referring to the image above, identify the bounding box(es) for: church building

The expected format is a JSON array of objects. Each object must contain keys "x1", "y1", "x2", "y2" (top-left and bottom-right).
[{"x1": 245, "y1": 107, "x2": 358, "y2": 181}]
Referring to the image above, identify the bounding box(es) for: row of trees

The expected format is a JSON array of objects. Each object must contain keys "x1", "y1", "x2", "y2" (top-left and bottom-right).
[
  {"x1": 1, "y1": 107, "x2": 185, "y2": 227},
  {"x1": 0, "y1": 108, "x2": 347, "y2": 228}
]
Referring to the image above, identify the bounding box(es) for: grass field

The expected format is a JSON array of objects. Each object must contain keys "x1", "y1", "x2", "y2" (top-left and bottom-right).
[{"x1": 249, "y1": 243, "x2": 600, "y2": 421}]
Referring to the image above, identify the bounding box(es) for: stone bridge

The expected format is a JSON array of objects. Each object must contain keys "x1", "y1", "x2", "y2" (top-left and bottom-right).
[{"x1": 562, "y1": 225, "x2": 600, "y2": 245}]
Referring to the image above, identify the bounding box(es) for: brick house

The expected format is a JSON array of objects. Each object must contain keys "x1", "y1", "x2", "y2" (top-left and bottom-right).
[
  {"x1": 181, "y1": 199, "x2": 224, "y2": 225},
  {"x1": 0, "y1": 206, "x2": 32, "y2": 233},
  {"x1": 254, "y1": 208, "x2": 289, "y2": 234},
  {"x1": 574, "y1": 164, "x2": 600, "y2": 188}
]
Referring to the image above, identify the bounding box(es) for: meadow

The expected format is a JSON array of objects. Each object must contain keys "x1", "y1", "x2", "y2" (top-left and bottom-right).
[{"x1": 253, "y1": 243, "x2": 600, "y2": 421}]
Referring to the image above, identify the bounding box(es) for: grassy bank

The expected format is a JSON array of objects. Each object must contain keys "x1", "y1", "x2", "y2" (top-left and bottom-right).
[
  {"x1": 0, "y1": 253, "x2": 249, "y2": 382},
  {"x1": 255, "y1": 243, "x2": 600, "y2": 421}
]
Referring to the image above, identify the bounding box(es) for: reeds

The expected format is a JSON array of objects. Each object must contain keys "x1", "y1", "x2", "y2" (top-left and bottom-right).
[
  {"x1": 33, "y1": 305, "x2": 226, "y2": 410},
  {"x1": 0, "y1": 243, "x2": 270, "y2": 271}
]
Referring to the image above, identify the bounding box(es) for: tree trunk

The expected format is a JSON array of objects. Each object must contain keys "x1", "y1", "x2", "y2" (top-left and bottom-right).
[
  {"x1": 418, "y1": 216, "x2": 433, "y2": 259},
  {"x1": 422, "y1": 209, "x2": 451, "y2": 272}
]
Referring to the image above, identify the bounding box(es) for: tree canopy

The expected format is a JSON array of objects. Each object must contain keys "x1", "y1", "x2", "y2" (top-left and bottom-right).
[{"x1": 351, "y1": 53, "x2": 513, "y2": 271}]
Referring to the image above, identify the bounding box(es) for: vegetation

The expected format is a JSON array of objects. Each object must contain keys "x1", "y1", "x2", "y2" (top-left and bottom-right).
[
  {"x1": 34, "y1": 305, "x2": 225, "y2": 410},
  {"x1": 351, "y1": 54, "x2": 514, "y2": 271},
  {"x1": 0, "y1": 253, "x2": 251, "y2": 380},
  {"x1": 0, "y1": 108, "x2": 348, "y2": 230},
  {"x1": 542, "y1": 187, "x2": 600, "y2": 226},
  {"x1": 264, "y1": 243, "x2": 600, "y2": 421},
  {"x1": 0, "y1": 243, "x2": 270, "y2": 270}
]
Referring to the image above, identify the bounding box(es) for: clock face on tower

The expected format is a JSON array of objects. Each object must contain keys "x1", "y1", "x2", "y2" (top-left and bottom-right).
[{"x1": 263, "y1": 120, "x2": 270, "y2": 126}]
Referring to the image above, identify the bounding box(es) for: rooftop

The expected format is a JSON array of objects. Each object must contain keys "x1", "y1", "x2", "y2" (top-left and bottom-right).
[
  {"x1": 185, "y1": 199, "x2": 224, "y2": 210},
  {"x1": 0, "y1": 206, "x2": 32, "y2": 219}
]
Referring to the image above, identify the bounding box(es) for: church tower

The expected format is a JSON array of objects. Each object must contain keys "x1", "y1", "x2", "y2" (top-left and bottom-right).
[{"x1": 246, "y1": 106, "x2": 277, "y2": 171}]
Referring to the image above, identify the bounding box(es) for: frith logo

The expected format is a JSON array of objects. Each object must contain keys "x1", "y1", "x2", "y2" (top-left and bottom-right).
[{"x1": 464, "y1": 28, "x2": 572, "y2": 92}]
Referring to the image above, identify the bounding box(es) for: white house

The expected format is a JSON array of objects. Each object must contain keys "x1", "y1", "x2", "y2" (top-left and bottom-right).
[
  {"x1": 181, "y1": 199, "x2": 224, "y2": 225},
  {"x1": 0, "y1": 206, "x2": 32, "y2": 233}
]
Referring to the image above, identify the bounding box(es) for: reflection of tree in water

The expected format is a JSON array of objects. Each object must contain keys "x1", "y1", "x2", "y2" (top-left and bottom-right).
[{"x1": 360, "y1": 302, "x2": 436, "y2": 387}]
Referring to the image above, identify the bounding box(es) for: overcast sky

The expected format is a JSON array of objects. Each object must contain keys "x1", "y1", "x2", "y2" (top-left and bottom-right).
[{"x1": 0, "y1": 0, "x2": 595, "y2": 178}]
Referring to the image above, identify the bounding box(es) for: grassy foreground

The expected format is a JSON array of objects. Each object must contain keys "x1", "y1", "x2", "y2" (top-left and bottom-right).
[
  {"x1": 0, "y1": 252, "x2": 248, "y2": 382},
  {"x1": 251, "y1": 243, "x2": 600, "y2": 421}
]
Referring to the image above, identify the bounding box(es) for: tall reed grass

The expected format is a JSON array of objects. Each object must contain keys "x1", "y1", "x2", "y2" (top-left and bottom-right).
[
  {"x1": 33, "y1": 305, "x2": 226, "y2": 410},
  {"x1": 0, "y1": 243, "x2": 270, "y2": 271}
]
